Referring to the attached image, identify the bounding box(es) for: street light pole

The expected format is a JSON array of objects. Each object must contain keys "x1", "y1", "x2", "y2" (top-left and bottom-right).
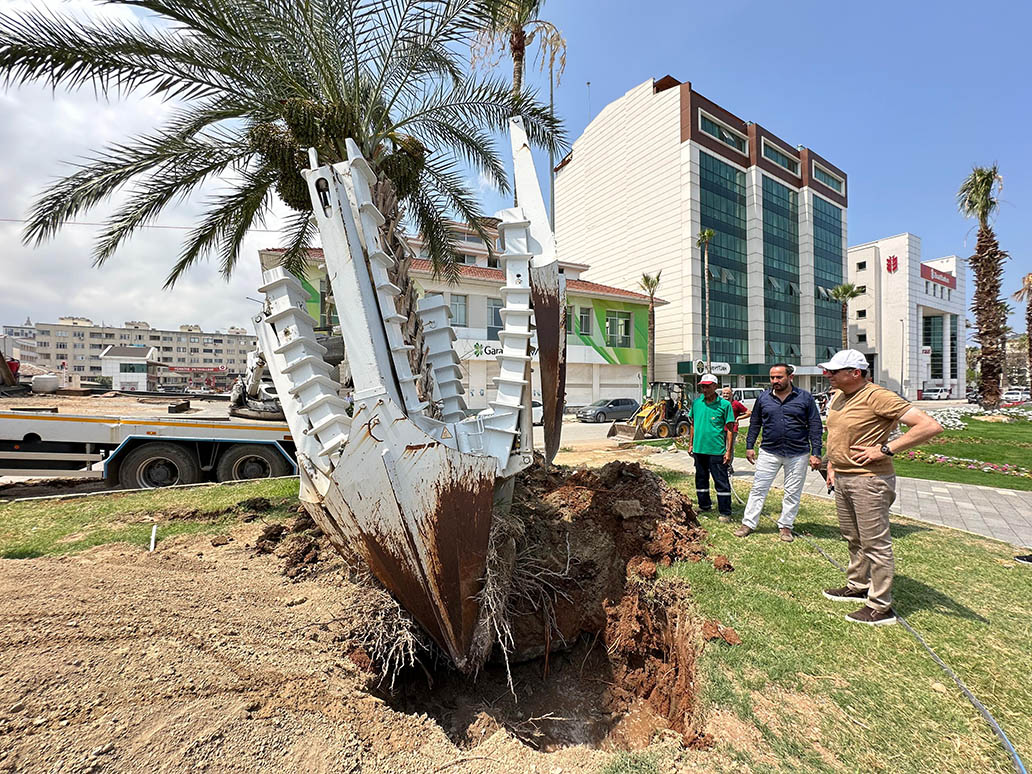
[{"x1": 899, "y1": 318, "x2": 905, "y2": 397}]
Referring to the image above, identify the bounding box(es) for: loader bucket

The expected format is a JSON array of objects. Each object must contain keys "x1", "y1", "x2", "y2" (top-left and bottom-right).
[{"x1": 608, "y1": 421, "x2": 645, "y2": 441}]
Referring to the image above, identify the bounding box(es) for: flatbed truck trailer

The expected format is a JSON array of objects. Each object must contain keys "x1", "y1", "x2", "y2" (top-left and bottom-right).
[{"x1": 0, "y1": 409, "x2": 296, "y2": 489}]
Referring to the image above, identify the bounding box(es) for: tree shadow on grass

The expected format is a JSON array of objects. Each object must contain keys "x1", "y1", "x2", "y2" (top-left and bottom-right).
[
  {"x1": 893, "y1": 574, "x2": 989, "y2": 623},
  {"x1": 1, "y1": 547, "x2": 44, "y2": 559}
]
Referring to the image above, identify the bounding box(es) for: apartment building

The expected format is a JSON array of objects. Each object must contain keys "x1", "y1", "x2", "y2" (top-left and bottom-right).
[
  {"x1": 259, "y1": 220, "x2": 662, "y2": 408},
  {"x1": 28, "y1": 318, "x2": 257, "y2": 390},
  {"x1": 847, "y1": 233, "x2": 966, "y2": 400},
  {"x1": 553, "y1": 76, "x2": 848, "y2": 389}
]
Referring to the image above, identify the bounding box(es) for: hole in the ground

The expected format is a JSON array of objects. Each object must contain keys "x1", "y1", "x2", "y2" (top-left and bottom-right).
[{"x1": 382, "y1": 636, "x2": 621, "y2": 751}]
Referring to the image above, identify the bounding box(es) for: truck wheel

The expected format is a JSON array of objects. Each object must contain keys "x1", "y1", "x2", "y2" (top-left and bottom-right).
[
  {"x1": 655, "y1": 421, "x2": 673, "y2": 439},
  {"x1": 119, "y1": 443, "x2": 200, "y2": 489},
  {"x1": 675, "y1": 421, "x2": 691, "y2": 438},
  {"x1": 216, "y1": 444, "x2": 291, "y2": 482}
]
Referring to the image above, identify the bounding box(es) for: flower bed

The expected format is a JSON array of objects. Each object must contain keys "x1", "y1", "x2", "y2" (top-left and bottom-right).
[{"x1": 903, "y1": 448, "x2": 1032, "y2": 480}]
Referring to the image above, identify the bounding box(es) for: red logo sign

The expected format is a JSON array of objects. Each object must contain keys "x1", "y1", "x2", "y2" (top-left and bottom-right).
[
  {"x1": 920, "y1": 264, "x2": 957, "y2": 289},
  {"x1": 886, "y1": 255, "x2": 898, "y2": 273}
]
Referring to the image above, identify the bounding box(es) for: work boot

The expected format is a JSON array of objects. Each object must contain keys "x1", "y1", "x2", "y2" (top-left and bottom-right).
[
  {"x1": 779, "y1": 528, "x2": 794, "y2": 542},
  {"x1": 733, "y1": 525, "x2": 753, "y2": 538},
  {"x1": 845, "y1": 606, "x2": 897, "y2": 626},
  {"x1": 718, "y1": 514, "x2": 731, "y2": 523}
]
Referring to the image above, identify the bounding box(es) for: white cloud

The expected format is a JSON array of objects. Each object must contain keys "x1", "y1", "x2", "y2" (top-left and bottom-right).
[{"x1": 0, "y1": 1, "x2": 290, "y2": 333}]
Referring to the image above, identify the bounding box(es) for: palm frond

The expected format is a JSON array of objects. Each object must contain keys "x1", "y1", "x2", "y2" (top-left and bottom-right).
[
  {"x1": 276, "y1": 211, "x2": 319, "y2": 281},
  {"x1": 164, "y1": 167, "x2": 277, "y2": 287}
]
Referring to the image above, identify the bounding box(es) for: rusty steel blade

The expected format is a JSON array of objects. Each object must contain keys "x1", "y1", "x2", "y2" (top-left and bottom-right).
[{"x1": 530, "y1": 264, "x2": 567, "y2": 464}]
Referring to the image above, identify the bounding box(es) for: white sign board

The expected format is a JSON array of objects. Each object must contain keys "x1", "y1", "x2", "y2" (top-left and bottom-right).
[{"x1": 693, "y1": 359, "x2": 731, "y2": 376}]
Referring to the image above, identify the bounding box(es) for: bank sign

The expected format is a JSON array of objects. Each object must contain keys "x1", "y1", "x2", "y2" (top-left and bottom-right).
[
  {"x1": 920, "y1": 264, "x2": 957, "y2": 289},
  {"x1": 462, "y1": 341, "x2": 539, "y2": 361}
]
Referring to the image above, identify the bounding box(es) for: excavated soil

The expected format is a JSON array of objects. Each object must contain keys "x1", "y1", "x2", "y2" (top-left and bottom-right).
[{"x1": 0, "y1": 462, "x2": 733, "y2": 772}]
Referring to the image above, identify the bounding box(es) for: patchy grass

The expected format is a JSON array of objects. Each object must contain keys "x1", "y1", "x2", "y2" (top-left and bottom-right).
[
  {"x1": 0, "y1": 478, "x2": 298, "y2": 559},
  {"x1": 656, "y1": 467, "x2": 1032, "y2": 773},
  {"x1": 599, "y1": 750, "x2": 661, "y2": 774}
]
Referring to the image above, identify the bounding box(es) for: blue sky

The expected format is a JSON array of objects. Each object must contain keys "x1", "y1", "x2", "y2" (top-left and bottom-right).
[
  {"x1": 1, "y1": 1, "x2": 1027, "y2": 334},
  {"x1": 494, "y1": 0, "x2": 1031, "y2": 332}
]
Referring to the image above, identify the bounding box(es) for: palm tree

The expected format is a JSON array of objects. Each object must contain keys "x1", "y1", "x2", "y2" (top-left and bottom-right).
[
  {"x1": 0, "y1": 0, "x2": 564, "y2": 401},
  {"x1": 473, "y1": 0, "x2": 565, "y2": 210},
  {"x1": 696, "y1": 228, "x2": 715, "y2": 370},
  {"x1": 638, "y1": 270, "x2": 662, "y2": 386},
  {"x1": 474, "y1": 0, "x2": 566, "y2": 99},
  {"x1": 958, "y1": 165, "x2": 1009, "y2": 408},
  {"x1": 830, "y1": 283, "x2": 863, "y2": 349},
  {"x1": 1012, "y1": 273, "x2": 1032, "y2": 388}
]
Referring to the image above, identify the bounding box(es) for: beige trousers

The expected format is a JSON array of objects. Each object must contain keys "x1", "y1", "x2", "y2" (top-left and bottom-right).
[{"x1": 833, "y1": 473, "x2": 897, "y2": 611}]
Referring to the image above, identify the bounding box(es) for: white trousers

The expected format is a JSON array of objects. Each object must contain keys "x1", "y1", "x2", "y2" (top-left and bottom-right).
[{"x1": 742, "y1": 450, "x2": 811, "y2": 529}]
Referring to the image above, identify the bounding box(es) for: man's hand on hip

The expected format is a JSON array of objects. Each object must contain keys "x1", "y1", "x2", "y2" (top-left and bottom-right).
[
  {"x1": 745, "y1": 449, "x2": 756, "y2": 465},
  {"x1": 849, "y1": 444, "x2": 886, "y2": 466}
]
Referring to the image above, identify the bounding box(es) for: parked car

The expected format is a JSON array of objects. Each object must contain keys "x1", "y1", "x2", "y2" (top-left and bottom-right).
[
  {"x1": 532, "y1": 400, "x2": 543, "y2": 425},
  {"x1": 922, "y1": 387, "x2": 951, "y2": 400},
  {"x1": 966, "y1": 389, "x2": 979, "y2": 404},
  {"x1": 576, "y1": 397, "x2": 640, "y2": 423},
  {"x1": 1002, "y1": 388, "x2": 1029, "y2": 404},
  {"x1": 730, "y1": 387, "x2": 766, "y2": 412}
]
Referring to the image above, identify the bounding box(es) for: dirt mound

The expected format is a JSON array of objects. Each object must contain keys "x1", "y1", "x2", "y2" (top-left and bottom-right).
[{"x1": 385, "y1": 460, "x2": 715, "y2": 750}]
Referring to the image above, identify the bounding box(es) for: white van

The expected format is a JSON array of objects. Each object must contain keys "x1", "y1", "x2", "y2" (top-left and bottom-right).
[{"x1": 730, "y1": 387, "x2": 766, "y2": 411}]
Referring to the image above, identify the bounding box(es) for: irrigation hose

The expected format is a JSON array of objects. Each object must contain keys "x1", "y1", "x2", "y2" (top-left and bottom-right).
[{"x1": 739, "y1": 488, "x2": 1028, "y2": 774}]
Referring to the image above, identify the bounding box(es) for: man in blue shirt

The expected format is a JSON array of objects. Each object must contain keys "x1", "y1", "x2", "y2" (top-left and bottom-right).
[
  {"x1": 687, "y1": 373, "x2": 735, "y2": 521},
  {"x1": 734, "y1": 364, "x2": 823, "y2": 541}
]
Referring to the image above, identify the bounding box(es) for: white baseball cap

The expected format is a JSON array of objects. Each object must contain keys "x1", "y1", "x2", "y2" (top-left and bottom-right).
[
  {"x1": 699, "y1": 373, "x2": 719, "y2": 385},
  {"x1": 818, "y1": 349, "x2": 869, "y2": 371}
]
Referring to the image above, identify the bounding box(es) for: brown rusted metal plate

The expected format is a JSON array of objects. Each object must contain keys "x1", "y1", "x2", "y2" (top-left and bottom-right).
[
  {"x1": 530, "y1": 263, "x2": 567, "y2": 466},
  {"x1": 316, "y1": 409, "x2": 497, "y2": 670}
]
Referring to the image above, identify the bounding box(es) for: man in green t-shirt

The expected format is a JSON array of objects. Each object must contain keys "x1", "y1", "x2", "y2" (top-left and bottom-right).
[{"x1": 687, "y1": 374, "x2": 735, "y2": 521}]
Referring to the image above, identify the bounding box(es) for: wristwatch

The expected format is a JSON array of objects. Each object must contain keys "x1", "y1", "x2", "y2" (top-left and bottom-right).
[{"x1": 880, "y1": 444, "x2": 894, "y2": 457}]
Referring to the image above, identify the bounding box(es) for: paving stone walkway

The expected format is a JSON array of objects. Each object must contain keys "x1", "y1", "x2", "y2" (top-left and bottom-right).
[{"x1": 648, "y1": 449, "x2": 1032, "y2": 549}]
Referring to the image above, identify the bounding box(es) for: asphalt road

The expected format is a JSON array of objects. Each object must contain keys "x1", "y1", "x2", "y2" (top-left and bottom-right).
[{"x1": 532, "y1": 417, "x2": 615, "y2": 448}]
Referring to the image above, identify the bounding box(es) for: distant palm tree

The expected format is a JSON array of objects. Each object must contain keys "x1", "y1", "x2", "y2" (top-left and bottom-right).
[
  {"x1": 638, "y1": 271, "x2": 662, "y2": 385},
  {"x1": 830, "y1": 283, "x2": 864, "y2": 349},
  {"x1": 474, "y1": 0, "x2": 566, "y2": 99},
  {"x1": 958, "y1": 165, "x2": 1009, "y2": 408},
  {"x1": 0, "y1": 0, "x2": 563, "y2": 402},
  {"x1": 696, "y1": 228, "x2": 716, "y2": 370},
  {"x1": 473, "y1": 0, "x2": 565, "y2": 209},
  {"x1": 1012, "y1": 273, "x2": 1032, "y2": 387}
]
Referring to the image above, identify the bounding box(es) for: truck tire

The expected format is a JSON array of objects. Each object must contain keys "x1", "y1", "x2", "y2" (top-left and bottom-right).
[
  {"x1": 119, "y1": 443, "x2": 201, "y2": 489},
  {"x1": 675, "y1": 421, "x2": 691, "y2": 438},
  {"x1": 655, "y1": 421, "x2": 673, "y2": 439},
  {"x1": 216, "y1": 444, "x2": 291, "y2": 482}
]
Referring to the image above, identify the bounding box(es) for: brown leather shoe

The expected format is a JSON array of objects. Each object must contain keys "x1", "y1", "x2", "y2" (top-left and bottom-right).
[
  {"x1": 845, "y1": 606, "x2": 897, "y2": 626},
  {"x1": 779, "y1": 528, "x2": 794, "y2": 542},
  {"x1": 733, "y1": 525, "x2": 753, "y2": 538}
]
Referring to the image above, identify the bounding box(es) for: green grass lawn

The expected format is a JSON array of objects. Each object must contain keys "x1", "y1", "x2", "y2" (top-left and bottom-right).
[
  {"x1": 0, "y1": 478, "x2": 298, "y2": 559},
  {"x1": 656, "y1": 468, "x2": 1031, "y2": 773}
]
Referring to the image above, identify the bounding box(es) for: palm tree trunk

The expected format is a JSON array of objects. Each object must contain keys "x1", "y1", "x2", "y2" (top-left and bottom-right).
[
  {"x1": 841, "y1": 302, "x2": 848, "y2": 349},
  {"x1": 703, "y1": 242, "x2": 711, "y2": 370},
  {"x1": 1025, "y1": 300, "x2": 1032, "y2": 386},
  {"x1": 647, "y1": 299, "x2": 655, "y2": 384},
  {"x1": 510, "y1": 26, "x2": 525, "y2": 96},
  {"x1": 374, "y1": 179, "x2": 437, "y2": 415},
  {"x1": 971, "y1": 224, "x2": 1007, "y2": 407}
]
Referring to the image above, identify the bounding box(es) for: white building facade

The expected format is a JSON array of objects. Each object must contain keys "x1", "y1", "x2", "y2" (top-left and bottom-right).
[
  {"x1": 22, "y1": 318, "x2": 257, "y2": 390},
  {"x1": 261, "y1": 225, "x2": 660, "y2": 410},
  {"x1": 99, "y1": 345, "x2": 166, "y2": 392},
  {"x1": 847, "y1": 233, "x2": 966, "y2": 400},
  {"x1": 553, "y1": 76, "x2": 848, "y2": 390}
]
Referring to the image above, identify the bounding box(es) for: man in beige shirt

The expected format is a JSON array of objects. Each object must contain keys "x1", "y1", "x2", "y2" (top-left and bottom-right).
[{"x1": 821, "y1": 350, "x2": 943, "y2": 626}]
